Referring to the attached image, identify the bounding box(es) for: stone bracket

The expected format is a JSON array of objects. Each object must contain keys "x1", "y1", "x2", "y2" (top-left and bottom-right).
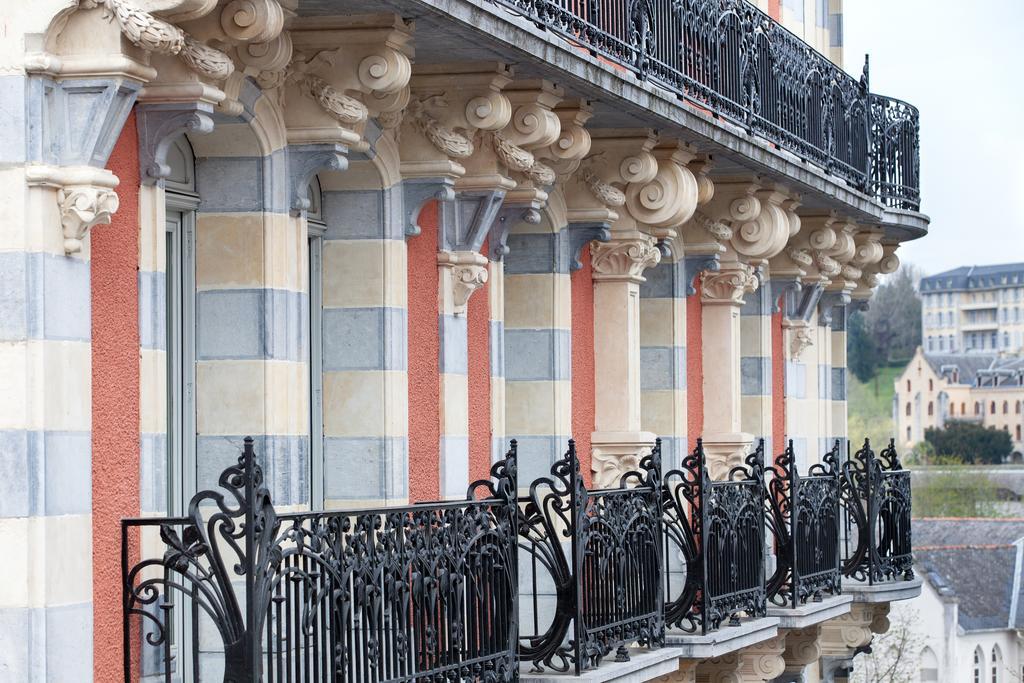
[
  {"x1": 442, "y1": 188, "x2": 507, "y2": 253},
  {"x1": 288, "y1": 143, "x2": 349, "y2": 216},
  {"x1": 137, "y1": 101, "x2": 215, "y2": 186},
  {"x1": 564, "y1": 221, "x2": 612, "y2": 271},
  {"x1": 684, "y1": 254, "x2": 721, "y2": 296},
  {"x1": 27, "y1": 75, "x2": 141, "y2": 168},
  {"x1": 489, "y1": 204, "x2": 542, "y2": 261},
  {"x1": 27, "y1": 165, "x2": 120, "y2": 255},
  {"x1": 818, "y1": 290, "x2": 852, "y2": 327},
  {"x1": 768, "y1": 276, "x2": 802, "y2": 315},
  {"x1": 403, "y1": 177, "x2": 456, "y2": 237}
]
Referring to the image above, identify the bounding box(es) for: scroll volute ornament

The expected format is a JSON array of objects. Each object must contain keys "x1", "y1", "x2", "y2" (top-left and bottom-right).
[
  {"x1": 680, "y1": 177, "x2": 758, "y2": 257},
  {"x1": 398, "y1": 63, "x2": 513, "y2": 179},
  {"x1": 728, "y1": 184, "x2": 794, "y2": 261},
  {"x1": 284, "y1": 15, "x2": 414, "y2": 147},
  {"x1": 539, "y1": 100, "x2": 593, "y2": 178},
  {"x1": 700, "y1": 261, "x2": 759, "y2": 306},
  {"x1": 565, "y1": 130, "x2": 658, "y2": 226},
  {"x1": 486, "y1": 80, "x2": 564, "y2": 200},
  {"x1": 624, "y1": 139, "x2": 699, "y2": 250}
]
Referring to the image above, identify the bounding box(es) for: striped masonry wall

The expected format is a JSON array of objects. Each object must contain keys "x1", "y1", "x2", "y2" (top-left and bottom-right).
[
  {"x1": 639, "y1": 257, "x2": 688, "y2": 470},
  {"x1": 740, "y1": 283, "x2": 775, "y2": 456},
  {"x1": 190, "y1": 117, "x2": 309, "y2": 509},
  {"x1": 488, "y1": 253, "x2": 507, "y2": 473},
  {"x1": 830, "y1": 307, "x2": 849, "y2": 456},
  {"x1": 503, "y1": 227, "x2": 574, "y2": 486},
  {"x1": 0, "y1": 71, "x2": 120, "y2": 680},
  {"x1": 785, "y1": 310, "x2": 832, "y2": 471},
  {"x1": 318, "y1": 171, "x2": 408, "y2": 508}
]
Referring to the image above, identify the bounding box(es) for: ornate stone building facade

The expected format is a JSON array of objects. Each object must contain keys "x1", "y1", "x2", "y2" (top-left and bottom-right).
[
  {"x1": 921, "y1": 263, "x2": 1024, "y2": 355},
  {"x1": 895, "y1": 347, "x2": 1024, "y2": 457},
  {"x1": 0, "y1": 0, "x2": 924, "y2": 681}
]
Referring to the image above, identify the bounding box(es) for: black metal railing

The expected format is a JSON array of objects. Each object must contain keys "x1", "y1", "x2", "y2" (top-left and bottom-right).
[
  {"x1": 487, "y1": 0, "x2": 921, "y2": 210},
  {"x1": 840, "y1": 438, "x2": 914, "y2": 584},
  {"x1": 765, "y1": 440, "x2": 842, "y2": 607},
  {"x1": 518, "y1": 439, "x2": 664, "y2": 674},
  {"x1": 121, "y1": 438, "x2": 520, "y2": 683},
  {"x1": 662, "y1": 439, "x2": 767, "y2": 635}
]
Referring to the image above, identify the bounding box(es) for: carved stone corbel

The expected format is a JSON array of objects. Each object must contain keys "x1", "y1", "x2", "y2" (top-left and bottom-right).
[
  {"x1": 285, "y1": 15, "x2": 414, "y2": 147},
  {"x1": 625, "y1": 139, "x2": 700, "y2": 254},
  {"x1": 399, "y1": 63, "x2": 513, "y2": 181},
  {"x1": 86, "y1": 0, "x2": 236, "y2": 81},
  {"x1": 564, "y1": 129, "x2": 659, "y2": 227},
  {"x1": 58, "y1": 185, "x2": 120, "y2": 254},
  {"x1": 136, "y1": 101, "x2": 215, "y2": 185},
  {"x1": 696, "y1": 633, "x2": 787, "y2": 682},
  {"x1": 437, "y1": 251, "x2": 489, "y2": 315},
  {"x1": 782, "y1": 626, "x2": 823, "y2": 672}
]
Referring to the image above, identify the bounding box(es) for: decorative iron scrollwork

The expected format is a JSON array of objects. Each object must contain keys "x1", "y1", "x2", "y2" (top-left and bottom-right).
[
  {"x1": 518, "y1": 439, "x2": 664, "y2": 674},
  {"x1": 765, "y1": 440, "x2": 842, "y2": 608},
  {"x1": 123, "y1": 438, "x2": 520, "y2": 682},
  {"x1": 662, "y1": 439, "x2": 767, "y2": 635},
  {"x1": 840, "y1": 438, "x2": 914, "y2": 585}
]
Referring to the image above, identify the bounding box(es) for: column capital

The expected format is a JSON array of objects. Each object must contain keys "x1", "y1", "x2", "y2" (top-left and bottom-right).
[
  {"x1": 564, "y1": 129, "x2": 658, "y2": 226},
  {"x1": 590, "y1": 233, "x2": 661, "y2": 283},
  {"x1": 700, "y1": 261, "x2": 759, "y2": 306}
]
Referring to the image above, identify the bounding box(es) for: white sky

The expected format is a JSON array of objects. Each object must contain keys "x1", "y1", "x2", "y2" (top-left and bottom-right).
[{"x1": 842, "y1": 0, "x2": 1024, "y2": 277}]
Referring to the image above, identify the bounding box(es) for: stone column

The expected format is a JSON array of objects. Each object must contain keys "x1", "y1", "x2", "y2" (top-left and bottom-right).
[
  {"x1": 700, "y1": 258, "x2": 761, "y2": 475},
  {"x1": 590, "y1": 234, "x2": 662, "y2": 485}
]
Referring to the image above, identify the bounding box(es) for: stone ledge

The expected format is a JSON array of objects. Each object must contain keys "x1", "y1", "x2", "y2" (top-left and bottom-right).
[
  {"x1": 520, "y1": 648, "x2": 684, "y2": 683},
  {"x1": 842, "y1": 577, "x2": 923, "y2": 603},
  {"x1": 663, "y1": 617, "x2": 780, "y2": 659},
  {"x1": 767, "y1": 594, "x2": 854, "y2": 629}
]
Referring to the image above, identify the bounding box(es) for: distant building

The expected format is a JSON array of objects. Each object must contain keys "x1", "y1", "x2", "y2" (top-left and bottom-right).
[
  {"x1": 894, "y1": 347, "x2": 1024, "y2": 456},
  {"x1": 890, "y1": 518, "x2": 1024, "y2": 683},
  {"x1": 920, "y1": 263, "x2": 1024, "y2": 354}
]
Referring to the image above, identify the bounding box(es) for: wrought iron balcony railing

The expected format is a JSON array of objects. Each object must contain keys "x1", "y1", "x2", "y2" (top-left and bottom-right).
[
  {"x1": 487, "y1": 0, "x2": 921, "y2": 210},
  {"x1": 840, "y1": 438, "x2": 915, "y2": 584},
  {"x1": 121, "y1": 438, "x2": 520, "y2": 683},
  {"x1": 519, "y1": 439, "x2": 665, "y2": 675},
  {"x1": 121, "y1": 435, "x2": 913, "y2": 681},
  {"x1": 765, "y1": 440, "x2": 843, "y2": 607},
  {"x1": 662, "y1": 439, "x2": 768, "y2": 634}
]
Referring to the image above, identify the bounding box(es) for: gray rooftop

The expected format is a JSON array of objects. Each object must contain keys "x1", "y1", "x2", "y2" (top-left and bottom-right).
[
  {"x1": 923, "y1": 353, "x2": 1024, "y2": 386},
  {"x1": 921, "y1": 263, "x2": 1024, "y2": 292},
  {"x1": 914, "y1": 518, "x2": 1024, "y2": 631}
]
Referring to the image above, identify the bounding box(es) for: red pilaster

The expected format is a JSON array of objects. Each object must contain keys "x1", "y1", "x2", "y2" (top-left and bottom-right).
[
  {"x1": 686, "y1": 284, "x2": 704, "y2": 448},
  {"x1": 571, "y1": 250, "x2": 596, "y2": 485},
  {"x1": 93, "y1": 110, "x2": 141, "y2": 681},
  {"x1": 467, "y1": 242, "x2": 492, "y2": 484}
]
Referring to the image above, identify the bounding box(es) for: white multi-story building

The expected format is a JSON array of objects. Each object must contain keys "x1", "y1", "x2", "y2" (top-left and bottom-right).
[{"x1": 921, "y1": 264, "x2": 1024, "y2": 355}]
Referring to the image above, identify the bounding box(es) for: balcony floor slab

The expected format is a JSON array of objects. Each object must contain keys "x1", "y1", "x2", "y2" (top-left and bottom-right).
[
  {"x1": 520, "y1": 647, "x2": 684, "y2": 683},
  {"x1": 842, "y1": 577, "x2": 923, "y2": 604},
  {"x1": 663, "y1": 617, "x2": 780, "y2": 659},
  {"x1": 767, "y1": 594, "x2": 854, "y2": 629}
]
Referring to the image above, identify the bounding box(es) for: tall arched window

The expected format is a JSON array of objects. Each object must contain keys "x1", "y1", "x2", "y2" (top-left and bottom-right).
[
  {"x1": 962, "y1": 402, "x2": 967, "y2": 414},
  {"x1": 1016, "y1": 401, "x2": 1022, "y2": 415},
  {"x1": 928, "y1": 402, "x2": 934, "y2": 416},
  {"x1": 992, "y1": 401, "x2": 997, "y2": 414},
  {"x1": 975, "y1": 647, "x2": 983, "y2": 683},
  {"x1": 929, "y1": 379, "x2": 934, "y2": 391},
  {"x1": 906, "y1": 426, "x2": 912, "y2": 442},
  {"x1": 906, "y1": 402, "x2": 912, "y2": 417},
  {"x1": 1004, "y1": 401, "x2": 1009, "y2": 414},
  {"x1": 950, "y1": 403, "x2": 956, "y2": 417},
  {"x1": 1017, "y1": 425, "x2": 1022, "y2": 441},
  {"x1": 976, "y1": 402, "x2": 982, "y2": 416},
  {"x1": 991, "y1": 645, "x2": 1003, "y2": 683},
  {"x1": 907, "y1": 380, "x2": 911, "y2": 392}
]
